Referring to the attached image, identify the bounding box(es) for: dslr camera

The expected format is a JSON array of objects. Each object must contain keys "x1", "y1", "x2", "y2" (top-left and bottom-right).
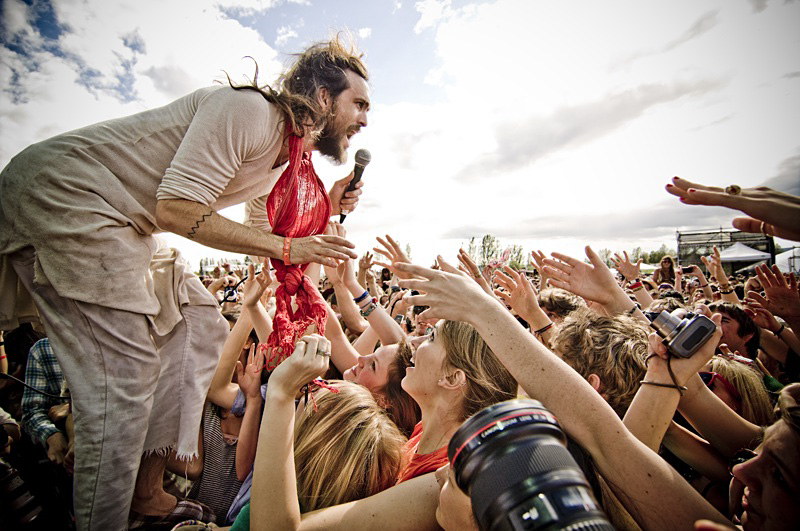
[
  {"x1": 646, "y1": 309, "x2": 716, "y2": 358},
  {"x1": 449, "y1": 399, "x2": 613, "y2": 531}
]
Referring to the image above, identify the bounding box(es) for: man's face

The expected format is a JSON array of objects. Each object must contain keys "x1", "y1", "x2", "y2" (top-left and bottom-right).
[
  {"x1": 714, "y1": 310, "x2": 753, "y2": 356},
  {"x1": 316, "y1": 69, "x2": 370, "y2": 164}
]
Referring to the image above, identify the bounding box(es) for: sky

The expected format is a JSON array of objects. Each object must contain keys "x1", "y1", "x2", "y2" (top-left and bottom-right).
[{"x1": 2, "y1": 0, "x2": 799, "y2": 271}]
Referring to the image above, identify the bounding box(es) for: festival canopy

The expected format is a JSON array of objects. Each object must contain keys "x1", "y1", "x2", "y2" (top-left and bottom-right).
[
  {"x1": 717, "y1": 242, "x2": 771, "y2": 262},
  {"x1": 776, "y1": 248, "x2": 800, "y2": 273}
]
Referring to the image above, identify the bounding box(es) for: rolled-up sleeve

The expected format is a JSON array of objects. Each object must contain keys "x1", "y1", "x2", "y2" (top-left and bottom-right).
[{"x1": 157, "y1": 88, "x2": 273, "y2": 205}]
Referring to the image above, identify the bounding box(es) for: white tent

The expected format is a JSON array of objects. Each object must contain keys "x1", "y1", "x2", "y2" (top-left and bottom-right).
[
  {"x1": 776, "y1": 248, "x2": 800, "y2": 273},
  {"x1": 718, "y1": 242, "x2": 770, "y2": 262}
]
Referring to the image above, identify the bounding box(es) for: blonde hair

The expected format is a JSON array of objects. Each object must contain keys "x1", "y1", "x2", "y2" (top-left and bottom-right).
[
  {"x1": 551, "y1": 308, "x2": 648, "y2": 418},
  {"x1": 707, "y1": 356, "x2": 775, "y2": 426},
  {"x1": 294, "y1": 381, "x2": 405, "y2": 512},
  {"x1": 439, "y1": 320, "x2": 518, "y2": 421}
]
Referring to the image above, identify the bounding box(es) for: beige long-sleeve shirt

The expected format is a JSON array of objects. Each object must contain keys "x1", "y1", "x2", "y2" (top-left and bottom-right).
[{"x1": 0, "y1": 85, "x2": 286, "y2": 315}]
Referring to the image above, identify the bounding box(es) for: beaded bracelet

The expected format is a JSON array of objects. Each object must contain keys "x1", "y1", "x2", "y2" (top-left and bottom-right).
[
  {"x1": 359, "y1": 296, "x2": 377, "y2": 309},
  {"x1": 719, "y1": 288, "x2": 734, "y2": 295},
  {"x1": 360, "y1": 302, "x2": 378, "y2": 318}
]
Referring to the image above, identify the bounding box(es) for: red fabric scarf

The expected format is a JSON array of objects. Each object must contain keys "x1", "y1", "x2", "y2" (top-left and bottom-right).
[{"x1": 264, "y1": 133, "x2": 331, "y2": 370}]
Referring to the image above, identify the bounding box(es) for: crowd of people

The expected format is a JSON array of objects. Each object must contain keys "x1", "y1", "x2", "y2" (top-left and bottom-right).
[
  {"x1": 2, "y1": 179, "x2": 800, "y2": 530},
  {"x1": 1, "y1": 35, "x2": 800, "y2": 531}
]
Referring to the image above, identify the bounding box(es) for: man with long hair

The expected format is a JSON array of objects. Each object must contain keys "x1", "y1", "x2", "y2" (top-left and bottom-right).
[{"x1": 0, "y1": 35, "x2": 369, "y2": 530}]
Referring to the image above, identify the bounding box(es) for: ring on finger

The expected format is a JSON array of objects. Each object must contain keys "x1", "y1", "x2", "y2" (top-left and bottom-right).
[
  {"x1": 316, "y1": 347, "x2": 331, "y2": 357},
  {"x1": 725, "y1": 184, "x2": 741, "y2": 196}
]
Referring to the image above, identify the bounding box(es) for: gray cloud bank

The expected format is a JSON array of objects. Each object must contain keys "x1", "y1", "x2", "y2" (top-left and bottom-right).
[{"x1": 455, "y1": 77, "x2": 726, "y2": 182}]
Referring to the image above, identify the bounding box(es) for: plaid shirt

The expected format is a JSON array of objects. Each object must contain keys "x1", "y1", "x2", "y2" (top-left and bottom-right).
[{"x1": 21, "y1": 338, "x2": 66, "y2": 446}]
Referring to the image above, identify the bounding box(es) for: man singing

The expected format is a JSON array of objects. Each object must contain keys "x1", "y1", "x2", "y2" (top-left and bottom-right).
[{"x1": 0, "y1": 36, "x2": 369, "y2": 530}]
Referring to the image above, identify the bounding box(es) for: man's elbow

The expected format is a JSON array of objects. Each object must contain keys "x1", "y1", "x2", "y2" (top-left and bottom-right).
[{"x1": 155, "y1": 199, "x2": 186, "y2": 233}]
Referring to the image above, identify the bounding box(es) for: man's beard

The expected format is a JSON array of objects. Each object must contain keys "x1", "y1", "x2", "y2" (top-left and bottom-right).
[{"x1": 315, "y1": 105, "x2": 349, "y2": 165}]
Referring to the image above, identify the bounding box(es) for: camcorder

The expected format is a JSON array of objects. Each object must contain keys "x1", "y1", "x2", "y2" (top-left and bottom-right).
[
  {"x1": 645, "y1": 309, "x2": 716, "y2": 358},
  {"x1": 449, "y1": 399, "x2": 614, "y2": 531}
]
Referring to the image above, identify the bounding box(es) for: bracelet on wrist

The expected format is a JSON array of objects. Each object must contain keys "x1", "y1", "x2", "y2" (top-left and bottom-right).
[
  {"x1": 639, "y1": 380, "x2": 688, "y2": 392},
  {"x1": 628, "y1": 281, "x2": 643, "y2": 290},
  {"x1": 353, "y1": 290, "x2": 369, "y2": 304},
  {"x1": 698, "y1": 283, "x2": 709, "y2": 288},
  {"x1": 533, "y1": 322, "x2": 553, "y2": 336},
  {"x1": 282, "y1": 237, "x2": 292, "y2": 266},
  {"x1": 626, "y1": 303, "x2": 640, "y2": 316},
  {"x1": 719, "y1": 288, "x2": 734, "y2": 295},
  {"x1": 360, "y1": 302, "x2": 378, "y2": 318},
  {"x1": 774, "y1": 323, "x2": 786, "y2": 337},
  {"x1": 359, "y1": 296, "x2": 377, "y2": 309}
]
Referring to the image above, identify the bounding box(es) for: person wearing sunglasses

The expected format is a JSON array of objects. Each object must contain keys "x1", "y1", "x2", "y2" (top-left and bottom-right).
[{"x1": 703, "y1": 357, "x2": 774, "y2": 427}]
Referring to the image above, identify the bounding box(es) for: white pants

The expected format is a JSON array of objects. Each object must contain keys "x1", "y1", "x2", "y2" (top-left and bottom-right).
[{"x1": 10, "y1": 247, "x2": 228, "y2": 531}]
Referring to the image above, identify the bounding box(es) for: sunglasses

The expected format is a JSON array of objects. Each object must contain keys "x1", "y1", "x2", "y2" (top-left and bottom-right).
[
  {"x1": 728, "y1": 448, "x2": 757, "y2": 476},
  {"x1": 699, "y1": 371, "x2": 742, "y2": 401}
]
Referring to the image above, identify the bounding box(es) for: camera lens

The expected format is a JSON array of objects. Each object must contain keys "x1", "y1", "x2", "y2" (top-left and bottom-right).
[{"x1": 449, "y1": 399, "x2": 613, "y2": 531}]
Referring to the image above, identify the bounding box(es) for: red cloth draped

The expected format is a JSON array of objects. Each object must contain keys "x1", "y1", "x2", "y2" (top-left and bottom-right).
[{"x1": 263, "y1": 133, "x2": 331, "y2": 370}]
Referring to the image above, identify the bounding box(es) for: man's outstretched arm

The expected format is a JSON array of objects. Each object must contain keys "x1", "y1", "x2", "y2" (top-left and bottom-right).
[{"x1": 155, "y1": 199, "x2": 356, "y2": 266}]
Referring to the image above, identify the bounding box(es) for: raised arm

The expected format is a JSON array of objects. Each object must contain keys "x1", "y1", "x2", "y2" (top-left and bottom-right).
[
  {"x1": 611, "y1": 251, "x2": 655, "y2": 309},
  {"x1": 251, "y1": 335, "x2": 331, "y2": 530},
  {"x1": 492, "y1": 265, "x2": 555, "y2": 346},
  {"x1": 241, "y1": 264, "x2": 274, "y2": 343},
  {"x1": 702, "y1": 247, "x2": 739, "y2": 304},
  {"x1": 665, "y1": 176, "x2": 800, "y2": 241},
  {"x1": 397, "y1": 258, "x2": 730, "y2": 531},
  {"x1": 207, "y1": 311, "x2": 252, "y2": 410},
  {"x1": 543, "y1": 246, "x2": 649, "y2": 325},
  {"x1": 623, "y1": 319, "x2": 721, "y2": 451},
  {"x1": 235, "y1": 344, "x2": 265, "y2": 481}
]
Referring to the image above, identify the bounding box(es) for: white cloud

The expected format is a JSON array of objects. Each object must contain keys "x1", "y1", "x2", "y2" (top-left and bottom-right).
[
  {"x1": 276, "y1": 24, "x2": 300, "y2": 46},
  {"x1": 413, "y1": 0, "x2": 454, "y2": 33},
  {"x1": 0, "y1": 0, "x2": 282, "y2": 164}
]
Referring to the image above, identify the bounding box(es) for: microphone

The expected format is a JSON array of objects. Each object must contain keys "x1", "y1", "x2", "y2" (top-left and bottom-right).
[{"x1": 339, "y1": 148, "x2": 371, "y2": 223}]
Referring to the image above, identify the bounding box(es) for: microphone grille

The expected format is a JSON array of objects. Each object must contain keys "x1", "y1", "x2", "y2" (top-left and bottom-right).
[{"x1": 354, "y1": 149, "x2": 372, "y2": 166}]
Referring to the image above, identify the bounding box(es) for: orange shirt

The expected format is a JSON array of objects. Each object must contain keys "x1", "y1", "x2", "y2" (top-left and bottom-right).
[{"x1": 396, "y1": 422, "x2": 449, "y2": 483}]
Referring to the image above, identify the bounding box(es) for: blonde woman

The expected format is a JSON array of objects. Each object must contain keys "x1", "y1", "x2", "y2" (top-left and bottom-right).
[
  {"x1": 705, "y1": 355, "x2": 774, "y2": 426},
  {"x1": 230, "y1": 335, "x2": 406, "y2": 530},
  {"x1": 241, "y1": 321, "x2": 517, "y2": 530}
]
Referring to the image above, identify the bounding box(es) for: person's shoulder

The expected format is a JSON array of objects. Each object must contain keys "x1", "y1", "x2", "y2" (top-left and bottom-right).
[{"x1": 199, "y1": 85, "x2": 279, "y2": 116}]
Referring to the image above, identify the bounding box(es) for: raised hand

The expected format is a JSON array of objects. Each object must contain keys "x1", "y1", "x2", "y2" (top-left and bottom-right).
[
  {"x1": 242, "y1": 263, "x2": 272, "y2": 308},
  {"x1": 357, "y1": 251, "x2": 374, "y2": 287},
  {"x1": 373, "y1": 234, "x2": 415, "y2": 280},
  {"x1": 700, "y1": 246, "x2": 726, "y2": 283},
  {"x1": 665, "y1": 176, "x2": 800, "y2": 241},
  {"x1": 610, "y1": 251, "x2": 642, "y2": 282},
  {"x1": 646, "y1": 313, "x2": 723, "y2": 386},
  {"x1": 269, "y1": 335, "x2": 331, "y2": 398},
  {"x1": 395, "y1": 256, "x2": 502, "y2": 324},
  {"x1": 457, "y1": 248, "x2": 492, "y2": 295},
  {"x1": 748, "y1": 264, "x2": 800, "y2": 323},
  {"x1": 742, "y1": 297, "x2": 781, "y2": 331},
  {"x1": 543, "y1": 246, "x2": 619, "y2": 306},
  {"x1": 236, "y1": 344, "x2": 266, "y2": 400},
  {"x1": 493, "y1": 266, "x2": 541, "y2": 322}
]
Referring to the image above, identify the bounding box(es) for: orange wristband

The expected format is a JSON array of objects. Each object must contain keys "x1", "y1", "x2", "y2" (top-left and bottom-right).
[{"x1": 283, "y1": 237, "x2": 292, "y2": 266}]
